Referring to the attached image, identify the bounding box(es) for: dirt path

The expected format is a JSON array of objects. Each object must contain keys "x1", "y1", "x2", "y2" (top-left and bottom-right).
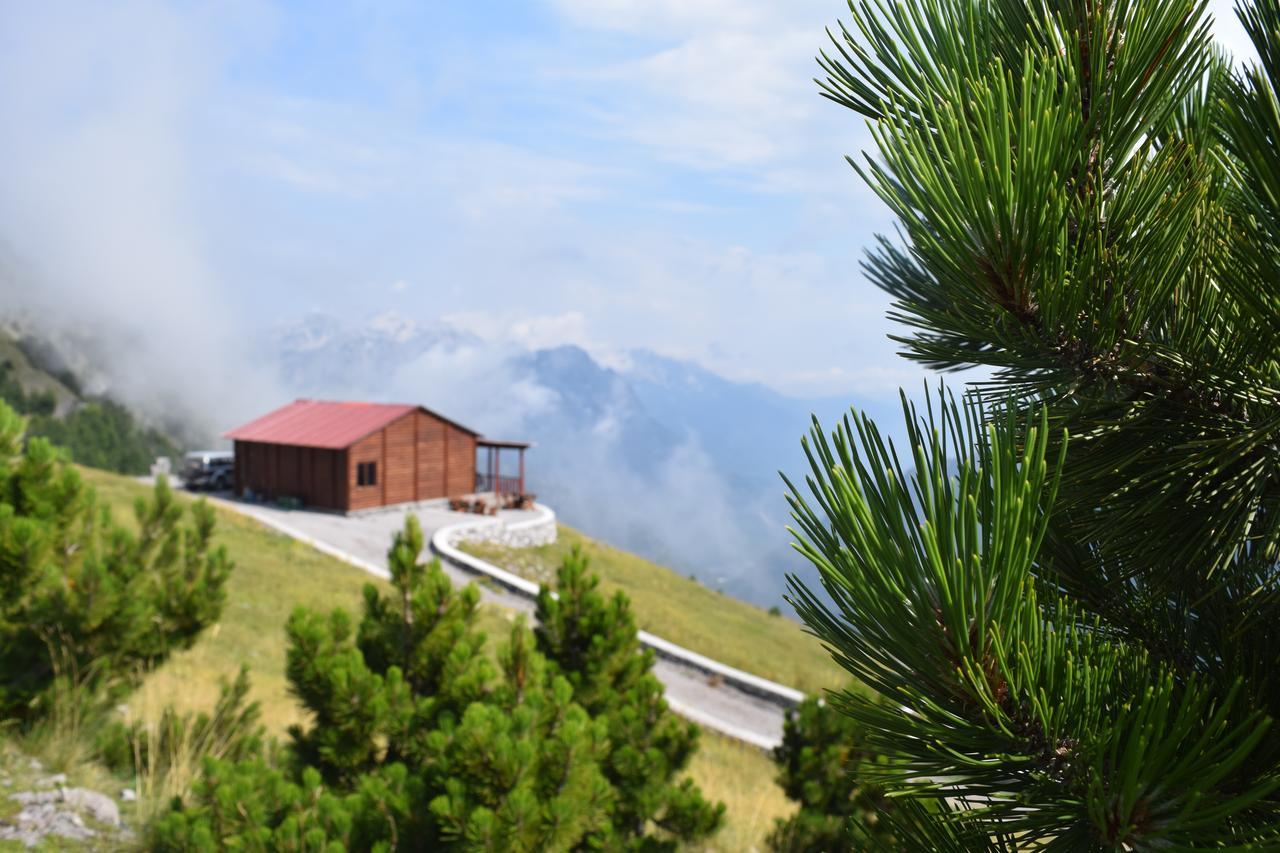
[{"x1": 212, "y1": 497, "x2": 790, "y2": 749}]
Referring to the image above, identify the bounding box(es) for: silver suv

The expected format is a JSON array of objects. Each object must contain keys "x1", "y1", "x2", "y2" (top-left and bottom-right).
[{"x1": 183, "y1": 451, "x2": 234, "y2": 491}]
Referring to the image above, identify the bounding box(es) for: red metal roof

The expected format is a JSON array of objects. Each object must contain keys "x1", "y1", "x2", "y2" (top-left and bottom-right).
[{"x1": 223, "y1": 399, "x2": 457, "y2": 450}]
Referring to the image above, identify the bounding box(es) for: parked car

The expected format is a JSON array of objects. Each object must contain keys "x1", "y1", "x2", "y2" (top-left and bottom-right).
[{"x1": 183, "y1": 450, "x2": 234, "y2": 491}]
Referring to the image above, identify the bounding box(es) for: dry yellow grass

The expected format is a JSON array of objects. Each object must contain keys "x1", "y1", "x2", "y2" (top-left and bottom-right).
[{"x1": 685, "y1": 733, "x2": 794, "y2": 852}]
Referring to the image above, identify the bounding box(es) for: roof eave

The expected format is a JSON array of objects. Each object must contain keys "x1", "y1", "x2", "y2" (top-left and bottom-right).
[{"x1": 477, "y1": 437, "x2": 533, "y2": 449}]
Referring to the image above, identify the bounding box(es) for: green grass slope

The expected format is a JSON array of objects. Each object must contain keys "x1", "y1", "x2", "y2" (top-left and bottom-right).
[
  {"x1": 460, "y1": 525, "x2": 846, "y2": 696},
  {"x1": 82, "y1": 468, "x2": 792, "y2": 851}
]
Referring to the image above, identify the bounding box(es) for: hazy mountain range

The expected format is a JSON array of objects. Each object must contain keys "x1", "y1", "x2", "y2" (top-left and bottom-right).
[{"x1": 265, "y1": 312, "x2": 902, "y2": 607}]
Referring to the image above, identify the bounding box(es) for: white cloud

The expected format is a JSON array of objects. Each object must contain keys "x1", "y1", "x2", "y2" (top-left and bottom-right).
[
  {"x1": 549, "y1": 0, "x2": 868, "y2": 189},
  {"x1": 772, "y1": 364, "x2": 931, "y2": 397},
  {"x1": 225, "y1": 93, "x2": 611, "y2": 216},
  {"x1": 554, "y1": 0, "x2": 1260, "y2": 185},
  {"x1": 5, "y1": 0, "x2": 1249, "y2": 431},
  {"x1": 550, "y1": 0, "x2": 776, "y2": 37},
  {"x1": 591, "y1": 30, "x2": 819, "y2": 168},
  {"x1": 387, "y1": 341, "x2": 559, "y2": 437}
]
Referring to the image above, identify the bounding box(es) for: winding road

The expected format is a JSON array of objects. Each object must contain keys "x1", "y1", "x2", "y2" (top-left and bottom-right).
[{"x1": 210, "y1": 496, "x2": 797, "y2": 750}]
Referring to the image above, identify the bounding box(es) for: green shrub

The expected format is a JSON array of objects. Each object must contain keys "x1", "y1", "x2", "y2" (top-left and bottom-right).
[
  {"x1": 156, "y1": 517, "x2": 615, "y2": 851},
  {"x1": 0, "y1": 400, "x2": 231, "y2": 722},
  {"x1": 535, "y1": 545, "x2": 724, "y2": 850},
  {"x1": 98, "y1": 667, "x2": 266, "y2": 825}
]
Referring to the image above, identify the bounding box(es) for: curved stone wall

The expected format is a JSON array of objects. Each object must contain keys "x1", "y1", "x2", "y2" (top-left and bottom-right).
[{"x1": 446, "y1": 503, "x2": 558, "y2": 549}]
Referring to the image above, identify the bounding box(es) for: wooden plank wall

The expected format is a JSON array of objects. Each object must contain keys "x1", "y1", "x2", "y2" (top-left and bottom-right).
[
  {"x1": 413, "y1": 412, "x2": 477, "y2": 499},
  {"x1": 383, "y1": 414, "x2": 416, "y2": 505},
  {"x1": 347, "y1": 430, "x2": 385, "y2": 511},
  {"x1": 233, "y1": 440, "x2": 345, "y2": 510},
  {"x1": 233, "y1": 441, "x2": 245, "y2": 494},
  {"x1": 445, "y1": 426, "x2": 476, "y2": 496},
  {"x1": 415, "y1": 411, "x2": 447, "y2": 498}
]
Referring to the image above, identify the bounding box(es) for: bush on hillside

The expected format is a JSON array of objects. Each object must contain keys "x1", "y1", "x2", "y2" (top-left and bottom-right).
[
  {"x1": 95, "y1": 667, "x2": 267, "y2": 825},
  {"x1": 0, "y1": 399, "x2": 232, "y2": 723},
  {"x1": 157, "y1": 522, "x2": 725, "y2": 851},
  {"x1": 155, "y1": 517, "x2": 618, "y2": 850},
  {"x1": 535, "y1": 545, "x2": 724, "y2": 850},
  {"x1": 97, "y1": 666, "x2": 266, "y2": 781}
]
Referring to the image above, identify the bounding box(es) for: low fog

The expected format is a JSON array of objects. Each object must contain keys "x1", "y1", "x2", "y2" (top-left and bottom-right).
[{"x1": 0, "y1": 4, "x2": 283, "y2": 438}]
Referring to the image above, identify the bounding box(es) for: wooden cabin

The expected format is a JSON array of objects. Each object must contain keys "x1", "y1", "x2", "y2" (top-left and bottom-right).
[{"x1": 224, "y1": 399, "x2": 528, "y2": 512}]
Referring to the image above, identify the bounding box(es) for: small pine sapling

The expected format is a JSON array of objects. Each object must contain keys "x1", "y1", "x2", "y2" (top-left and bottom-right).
[{"x1": 535, "y1": 545, "x2": 724, "y2": 850}]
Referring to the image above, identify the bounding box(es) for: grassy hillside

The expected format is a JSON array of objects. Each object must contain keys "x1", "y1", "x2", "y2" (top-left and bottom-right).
[
  {"x1": 86, "y1": 466, "x2": 397, "y2": 732},
  {"x1": 460, "y1": 525, "x2": 847, "y2": 695},
  {"x1": 690, "y1": 733, "x2": 793, "y2": 851},
  {"x1": 1, "y1": 328, "x2": 179, "y2": 475},
  {"x1": 83, "y1": 468, "x2": 792, "y2": 851}
]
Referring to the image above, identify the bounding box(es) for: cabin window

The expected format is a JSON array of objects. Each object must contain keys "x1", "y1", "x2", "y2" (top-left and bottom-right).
[{"x1": 357, "y1": 461, "x2": 378, "y2": 487}]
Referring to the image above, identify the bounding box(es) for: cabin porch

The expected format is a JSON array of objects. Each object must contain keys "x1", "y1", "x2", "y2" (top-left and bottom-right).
[{"x1": 475, "y1": 438, "x2": 531, "y2": 496}]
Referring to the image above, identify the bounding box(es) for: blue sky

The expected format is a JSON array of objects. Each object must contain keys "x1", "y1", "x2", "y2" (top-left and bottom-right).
[{"x1": 0, "y1": 0, "x2": 1257, "y2": 405}]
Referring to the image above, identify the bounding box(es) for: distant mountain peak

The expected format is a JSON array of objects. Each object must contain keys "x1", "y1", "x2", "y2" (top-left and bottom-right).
[{"x1": 365, "y1": 310, "x2": 422, "y2": 344}]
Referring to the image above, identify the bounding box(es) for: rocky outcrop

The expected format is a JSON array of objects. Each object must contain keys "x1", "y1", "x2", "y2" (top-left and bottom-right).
[{"x1": 0, "y1": 770, "x2": 129, "y2": 848}]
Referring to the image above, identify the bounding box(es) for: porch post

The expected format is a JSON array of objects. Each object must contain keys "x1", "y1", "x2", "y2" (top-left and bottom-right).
[
  {"x1": 494, "y1": 446, "x2": 501, "y2": 495},
  {"x1": 518, "y1": 448, "x2": 525, "y2": 495}
]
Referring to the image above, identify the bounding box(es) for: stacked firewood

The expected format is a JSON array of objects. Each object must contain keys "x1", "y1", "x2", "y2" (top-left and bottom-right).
[{"x1": 447, "y1": 493, "x2": 538, "y2": 515}]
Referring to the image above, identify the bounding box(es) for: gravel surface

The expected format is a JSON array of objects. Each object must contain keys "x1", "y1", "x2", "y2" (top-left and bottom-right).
[{"x1": 212, "y1": 496, "x2": 788, "y2": 749}]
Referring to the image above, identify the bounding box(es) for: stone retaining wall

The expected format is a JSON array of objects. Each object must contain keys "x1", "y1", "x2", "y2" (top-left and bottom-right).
[{"x1": 446, "y1": 504, "x2": 557, "y2": 549}]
